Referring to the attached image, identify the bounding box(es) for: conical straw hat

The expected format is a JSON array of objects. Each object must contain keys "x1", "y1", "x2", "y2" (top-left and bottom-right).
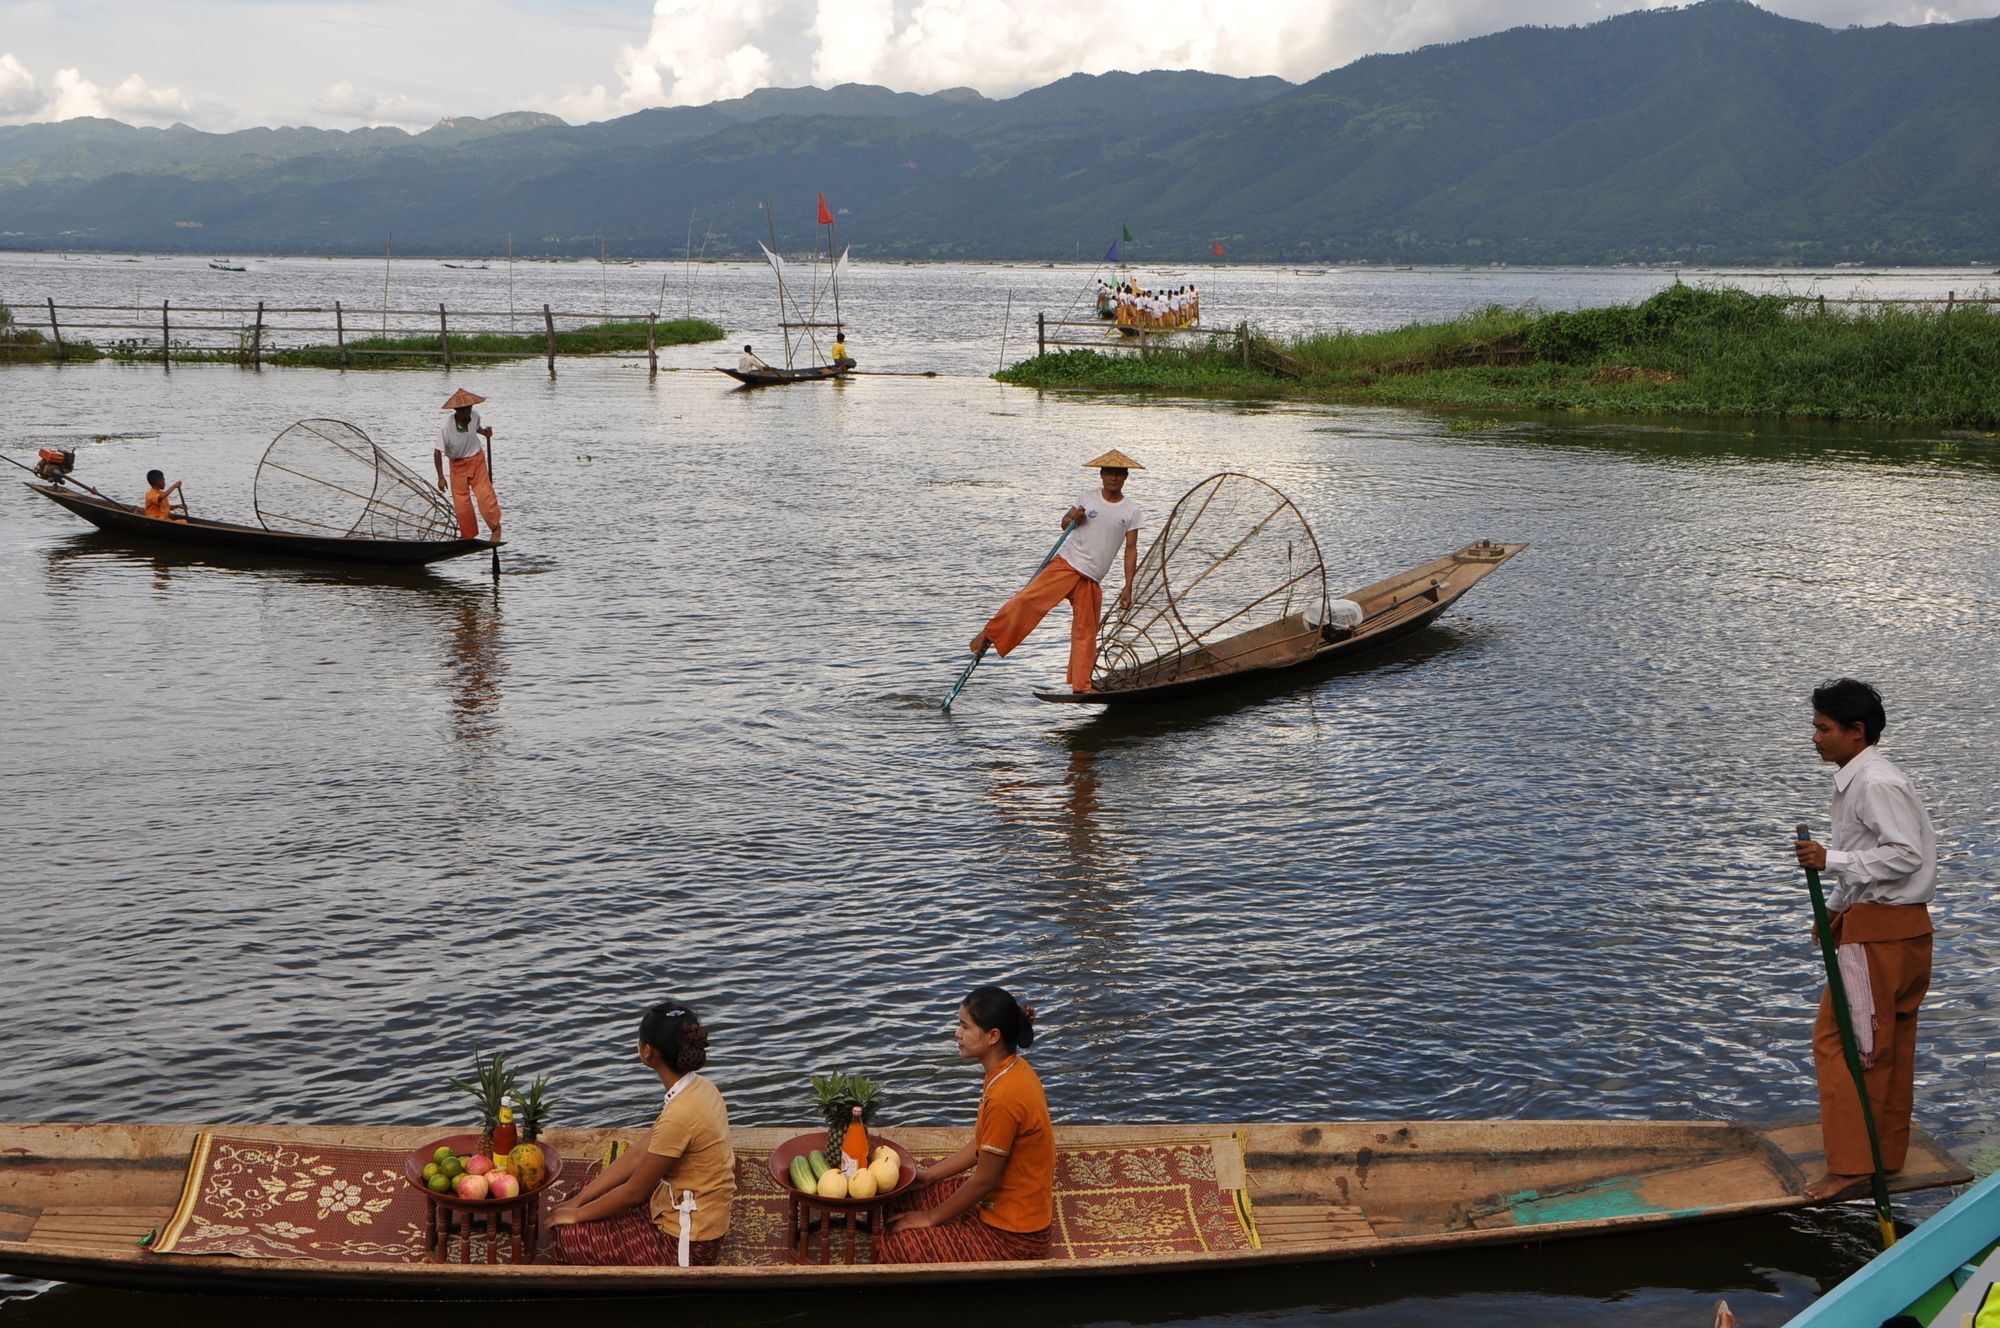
[
  {"x1": 1084, "y1": 449, "x2": 1144, "y2": 470},
  {"x1": 441, "y1": 389, "x2": 486, "y2": 410}
]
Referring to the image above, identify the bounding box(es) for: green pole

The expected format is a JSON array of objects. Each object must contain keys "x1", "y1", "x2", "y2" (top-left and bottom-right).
[{"x1": 1797, "y1": 821, "x2": 1897, "y2": 1248}]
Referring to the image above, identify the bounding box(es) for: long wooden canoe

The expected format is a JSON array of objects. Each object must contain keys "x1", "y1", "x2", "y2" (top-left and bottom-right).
[
  {"x1": 24, "y1": 484, "x2": 494, "y2": 567},
  {"x1": 1784, "y1": 1167, "x2": 2000, "y2": 1326},
  {"x1": 715, "y1": 363, "x2": 850, "y2": 387},
  {"x1": 1036, "y1": 540, "x2": 1526, "y2": 705},
  {"x1": 0, "y1": 1117, "x2": 1966, "y2": 1298}
]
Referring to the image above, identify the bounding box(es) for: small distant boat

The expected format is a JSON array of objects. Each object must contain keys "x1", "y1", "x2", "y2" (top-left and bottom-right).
[
  {"x1": 722, "y1": 194, "x2": 854, "y2": 389},
  {"x1": 717, "y1": 362, "x2": 851, "y2": 388},
  {"x1": 1782, "y1": 1167, "x2": 2000, "y2": 1327},
  {"x1": 441, "y1": 262, "x2": 491, "y2": 270},
  {"x1": 207, "y1": 259, "x2": 246, "y2": 272}
]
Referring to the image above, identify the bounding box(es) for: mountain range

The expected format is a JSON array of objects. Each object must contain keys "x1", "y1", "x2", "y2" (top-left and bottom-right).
[{"x1": 1, "y1": 0, "x2": 1994, "y2": 264}]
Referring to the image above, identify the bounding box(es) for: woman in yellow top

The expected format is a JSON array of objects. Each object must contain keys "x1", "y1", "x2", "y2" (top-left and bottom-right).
[
  {"x1": 877, "y1": 986, "x2": 1054, "y2": 1262},
  {"x1": 548, "y1": 1001, "x2": 735, "y2": 1266}
]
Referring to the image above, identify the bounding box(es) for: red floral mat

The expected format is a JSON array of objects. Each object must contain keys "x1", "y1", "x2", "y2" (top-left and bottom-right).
[{"x1": 157, "y1": 1134, "x2": 1253, "y2": 1265}]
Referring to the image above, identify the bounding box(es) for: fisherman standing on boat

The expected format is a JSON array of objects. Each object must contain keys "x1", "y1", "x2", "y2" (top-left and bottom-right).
[
  {"x1": 433, "y1": 388, "x2": 502, "y2": 544},
  {"x1": 968, "y1": 450, "x2": 1143, "y2": 695},
  {"x1": 1792, "y1": 678, "x2": 1937, "y2": 1202}
]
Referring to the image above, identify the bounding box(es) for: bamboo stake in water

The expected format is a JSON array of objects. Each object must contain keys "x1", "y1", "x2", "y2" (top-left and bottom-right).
[{"x1": 1796, "y1": 821, "x2": 1897, "y2": 1249}]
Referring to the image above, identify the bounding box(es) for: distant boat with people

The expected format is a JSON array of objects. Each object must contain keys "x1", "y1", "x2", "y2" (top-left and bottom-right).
[
  {"x1": 207, "y1": 259, "x2": 246, "y2": 272},
  {"x1": 717, "y1": 193, "x2": 855, "y2": 389}
]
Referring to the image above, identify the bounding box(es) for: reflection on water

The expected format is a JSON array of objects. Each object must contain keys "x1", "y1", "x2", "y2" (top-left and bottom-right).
[{"x1": 444, "y1": 587, "x2": 504, "y2": 747}]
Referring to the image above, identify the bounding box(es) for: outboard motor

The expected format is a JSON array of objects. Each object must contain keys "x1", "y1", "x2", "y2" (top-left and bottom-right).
[{"x1": 33, "y1": 447, "x2": 76, "y2": 483}]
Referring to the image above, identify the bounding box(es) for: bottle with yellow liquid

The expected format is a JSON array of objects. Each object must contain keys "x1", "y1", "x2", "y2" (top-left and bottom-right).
[
  {"x1": 492, "y1": 1104, "x2": 518, "y2": 1159},
  {"x1": 841, "y1": 1105, "x2": 869, "y2": 1177}
]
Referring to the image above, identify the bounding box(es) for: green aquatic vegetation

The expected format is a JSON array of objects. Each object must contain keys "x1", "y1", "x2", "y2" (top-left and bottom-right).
[
  {"x1": 998, "y1": 286, "x2": 2000, "y2": 428},
  {"x1": 263, "y1": 317, "x2": 726, "y2": 368}
]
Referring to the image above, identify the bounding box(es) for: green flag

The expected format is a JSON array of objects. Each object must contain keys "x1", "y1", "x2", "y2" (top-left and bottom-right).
[{"x1": 1121, "y1": 225, "x2": 1134, "y2": 243}]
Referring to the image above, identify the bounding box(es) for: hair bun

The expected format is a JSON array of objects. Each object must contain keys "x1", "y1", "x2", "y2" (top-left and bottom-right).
[{"x1": 1020, "y1": 1003, "x2": 1037, "y2": 1024}]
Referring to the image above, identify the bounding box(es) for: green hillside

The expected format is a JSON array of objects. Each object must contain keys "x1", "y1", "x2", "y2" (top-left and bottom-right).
[{"x1": 0, "y1": 2, "x2": 1992, "y2": 263}]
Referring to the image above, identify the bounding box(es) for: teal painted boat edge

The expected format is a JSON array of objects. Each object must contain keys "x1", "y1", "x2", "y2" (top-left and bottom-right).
[{"x1": 1783, "y1": 1168, "x2": 2000, "y2": 1327}]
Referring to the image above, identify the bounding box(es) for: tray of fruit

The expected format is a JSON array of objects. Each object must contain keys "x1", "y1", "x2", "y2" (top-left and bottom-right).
[
  {"x1": 767, "y1": 1133, "x2": 916, "y2": 1206},
  {"x1": 404, "y1": 1133, "x2": 563, "y2": 1205}
]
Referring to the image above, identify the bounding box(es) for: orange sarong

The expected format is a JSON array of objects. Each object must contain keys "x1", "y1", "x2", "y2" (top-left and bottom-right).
[
  {"x1": 447, "y1": 451, "x2": 502, "y2": 539},
  {"x1": 1813, "y1": 903, "x2": 1932, "y2": 1175},
  {"x1": 982, "y1": 558, "x2": 1102, "y2": 693}
]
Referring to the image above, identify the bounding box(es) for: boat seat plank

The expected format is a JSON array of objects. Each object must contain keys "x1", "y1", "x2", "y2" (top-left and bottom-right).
[
  {"x1": 1250, "y1": 1203, "x2": 1377, "y2": 1249},
  {"x1": 31, "y1": 1208, "x2": 159, "y2": 1244}
]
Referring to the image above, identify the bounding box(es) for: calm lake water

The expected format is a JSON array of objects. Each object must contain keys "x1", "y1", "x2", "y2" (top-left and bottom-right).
[{"x1": 2, "y1": 254, "x2": 1997, "y2": 1325}]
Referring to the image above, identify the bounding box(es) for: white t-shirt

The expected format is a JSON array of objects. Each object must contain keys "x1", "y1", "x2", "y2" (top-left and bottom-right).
[
  {"x1": 738, "y1": 353, "x2": 764, "y2": 373},
  {"x1": 1059, "y1": 490, "x2": 1143, "y2": 583},
  {"x1": 438, "y1": 410, "x2": 484, "y2": 460}
]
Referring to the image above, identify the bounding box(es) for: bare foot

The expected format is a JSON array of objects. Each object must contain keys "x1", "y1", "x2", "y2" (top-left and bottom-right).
[
  {"x1": 1803, "y1": 1173, "x2": 1872, "y2": 1201},
  {"x1": 968, "y1": 633, "x2": 990, "y2": 656}
]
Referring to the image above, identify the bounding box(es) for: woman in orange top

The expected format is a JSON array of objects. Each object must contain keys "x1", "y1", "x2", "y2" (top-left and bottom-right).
[{"x1": 876, "y1": 986, "x2": 1053, "y2": 1263}]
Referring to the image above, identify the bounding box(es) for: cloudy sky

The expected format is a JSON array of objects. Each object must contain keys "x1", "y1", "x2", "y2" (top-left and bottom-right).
[{"x1": 0, "y1": 0, "x2": 1993, "y2": 132}]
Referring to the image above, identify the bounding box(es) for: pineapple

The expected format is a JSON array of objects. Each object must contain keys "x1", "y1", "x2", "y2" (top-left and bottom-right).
[
  {"x1": 449, "y1": 1050, "x2": 518, "y2": 1155},
  {"x1": 517, "y1": 1074, "x2": 555, "y2": 1144},
  {"x1": 810, "y1": 1072, "x2": 885, "y2": 1157}
]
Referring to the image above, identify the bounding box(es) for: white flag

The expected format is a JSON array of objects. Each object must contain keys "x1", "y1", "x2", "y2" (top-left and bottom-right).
[
  {"x1": 832, "y1": 245, "x2": 849, "y2": 284},
  {"x1": 758, "y1": 242, "x2": 785, "y2": 276}
]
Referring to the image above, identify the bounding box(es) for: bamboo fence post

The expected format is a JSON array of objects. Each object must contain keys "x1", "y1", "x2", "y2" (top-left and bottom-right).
[
  {"x1": 1818, "y1": 295, "x2": 1827, "y2": 316},
  {"x1": 1037, "y1": 311, "x2": 1045, "y2": 358},
  {"x1": 1242, "y1": 321, "x2": 1251, "y2": 369},
  {"x1": 160, "y1": 300, "x2": 171, "y2": 370},
  {"x1": 439, "y1": 303, "x2": 452, "y2": 372},
  {"x1": 1946, "y1": 290, "x2": 1955, "y2": 312},
  {"x1": 250, "y1": 300, "x2": 264, "y2": 369},
  {"x1": 543, "y1": 304, "x2": 557, "y2": 379},
  {"x1": 335, "y1": 301, "x2": 348, "y2": 368},
  {"x1": 45, "y1": 298, "x2": 63, "y2": 361},
  {"x1": 647, "y1": 314, "x2": 658, "y2": 377},
  {"x1": 998, "y1": 291, "x2": 1012, "y2": 372}
]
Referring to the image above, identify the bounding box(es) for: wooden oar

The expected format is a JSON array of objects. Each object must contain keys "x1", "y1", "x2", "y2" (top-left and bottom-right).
[
  {"x1": 941, "y1": 522, "x2": 1075, "y2": 713},
  {"x1": 1796, "y1": 821, "x2": 1897, "y2": 1249}
]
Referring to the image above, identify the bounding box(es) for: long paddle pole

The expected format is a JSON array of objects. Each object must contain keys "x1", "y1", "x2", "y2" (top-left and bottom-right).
[
  {"x1": 485, "y1": 433, "x2": 500, "y2": 579},
  {"x1": 1796, "y1": 821, "x2": 1897, "y2": 1249},
  {"x1": 941, "y1": 522, "x2": 1075, "y2": 713}
]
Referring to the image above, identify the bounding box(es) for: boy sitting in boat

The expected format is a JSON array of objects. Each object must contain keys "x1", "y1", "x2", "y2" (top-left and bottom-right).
[
  {"x1": 831, "y1": 329, "x2": 854, "y2": 368},
  {"x1": 142, "y1": 470, "x2": 186, "y2": 521}
]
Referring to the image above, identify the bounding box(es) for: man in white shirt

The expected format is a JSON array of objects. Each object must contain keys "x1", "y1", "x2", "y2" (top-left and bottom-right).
[
  {"x1": 432, "y1": 387, "x2": 502, "y2": 542},
  {"x1": 1792, "y1": 677, "x2": 1936, "y2": 1201},
  {"x1": 967, "y1": 450, "x2": 1144, "y2": 694},
  {"x1": 737, "y1": 345, "x2": 768, "y2": 374}
]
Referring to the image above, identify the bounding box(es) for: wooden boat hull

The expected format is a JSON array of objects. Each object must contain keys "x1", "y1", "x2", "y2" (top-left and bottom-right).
[
  {"x1": 716, "y1": 364, "x2": 850, "y2": 387},
  {"x1": 1038, "y1": 540, "x2": 1525, "y2": 705},
  {"x1": 0, "y1": 1117, "x2": 1966, "y2": 1298},
  {"x1": 1784, "y1": 1168, "x2": 2000, "y2": 1326},
  {"x1": 24, "y1": 484, "x2": 493, "y2": 567}
]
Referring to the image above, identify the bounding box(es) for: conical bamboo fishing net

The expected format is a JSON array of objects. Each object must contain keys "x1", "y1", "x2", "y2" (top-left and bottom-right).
[
  {"x1": 254, "y1": 419, "x2": 458, "y2": 541},
  {"x1": 1092, "y1": 472, "x2": 1328, "y2": 692}
]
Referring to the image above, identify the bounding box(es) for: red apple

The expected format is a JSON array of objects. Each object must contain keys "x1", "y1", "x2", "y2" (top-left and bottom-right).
[
  {"x1": 463, "y1": 1154, "x2": 493, "y2": 1176},
  {"x1": 454, "y1": 1172, "x2": 490, "y2": 1201},
  {"x1": 485, "y1": 1171, "x2": 521, "y2": 1201}
]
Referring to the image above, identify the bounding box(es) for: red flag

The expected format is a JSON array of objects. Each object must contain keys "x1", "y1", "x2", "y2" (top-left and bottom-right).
[
  {"x1": 1212, "y1": 241, "x2": 1225, "y2": 257},
  {"x1": 817, "y1": 192, "x2": 834, "y2": 225}
]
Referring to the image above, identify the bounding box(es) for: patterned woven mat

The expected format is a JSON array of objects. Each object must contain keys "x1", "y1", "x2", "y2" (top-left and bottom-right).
[{"x1": 156, "y1": 1134, "x2": 1253, "y2": 1264}]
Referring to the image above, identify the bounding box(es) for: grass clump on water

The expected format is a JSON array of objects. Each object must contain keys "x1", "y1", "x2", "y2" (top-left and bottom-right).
[
  {"x1": 998, "y1": 285, "x2": 2000, "y2": 427},
  {"x1": 264, "y1": 317, "x2": 725, "y2": 368},
  {"x1": 0, "y1": 299, "x2": 102, "y2": 362}
]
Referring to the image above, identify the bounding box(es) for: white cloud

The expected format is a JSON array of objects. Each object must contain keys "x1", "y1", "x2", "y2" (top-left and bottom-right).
[
  {"x1": 46, "y1": 67, "x2": 105, "y2": 119},
  {"x1": 561, "y1": 0, "x2": 782, "y2": 116},
  {"x1": 106, "y1": 73, "x2": 192, "y2": 120},
  {"x1": 0, "y1": 52, "x2": 40, "y2": 114},
  {"x1": 313, "y1": 79, "x2": 436, "y2": 127}
]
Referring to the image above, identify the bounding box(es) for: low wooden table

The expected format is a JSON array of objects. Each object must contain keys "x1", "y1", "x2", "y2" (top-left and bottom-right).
[
  {"x1": 767, "y1": 1134, "x2": 916, "y2": 1265},
  {"x1": 403, "y1": 1135, "x2": 564, "y2": 1265}
]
